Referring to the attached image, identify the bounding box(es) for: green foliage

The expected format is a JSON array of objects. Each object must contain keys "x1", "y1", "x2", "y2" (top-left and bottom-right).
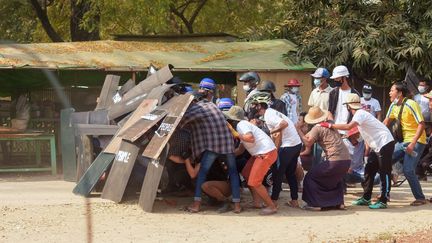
[
  {"x1": 0, "y1": 0, "x2": 38, "y2": 43},
  {"x1": 273, "y1": 0, "x2": 432, "y2": 86}
]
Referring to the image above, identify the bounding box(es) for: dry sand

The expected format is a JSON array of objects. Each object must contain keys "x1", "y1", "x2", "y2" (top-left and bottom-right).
[{"x1": 0, "y1": 174, "x2": 431, "y2": 243}]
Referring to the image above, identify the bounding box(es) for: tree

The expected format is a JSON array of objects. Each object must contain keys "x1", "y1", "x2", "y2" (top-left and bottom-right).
[
  {"x1": 267, "y1": 0, "x2": 432, "y2": 86},
  {"x1": 28, "y1": 0, "x2": 100, "y2": 42}
]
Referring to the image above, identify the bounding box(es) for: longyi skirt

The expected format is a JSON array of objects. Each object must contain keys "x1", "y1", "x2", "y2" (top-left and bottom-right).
[{"x1": 302, "y1": 160, "x2": 350, "y2": 208}]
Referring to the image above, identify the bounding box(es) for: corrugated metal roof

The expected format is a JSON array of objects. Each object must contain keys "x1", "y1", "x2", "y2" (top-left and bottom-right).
[{"x1": 0, "y1": 39, "x2": 315, "y2": 72}]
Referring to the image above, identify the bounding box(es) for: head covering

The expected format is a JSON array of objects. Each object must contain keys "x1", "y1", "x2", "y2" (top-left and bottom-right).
[
  {"x1": 199, "y1": 78, "x2": 216, "y2": 91},
  {"x1": 330, "y1": 65, "x2": 350, "y2": 79},
  {"x1": 347, "y1": 126, "x2": 360, "y2": 137},
  {"x1": 311, "y1": 68, "x2": 330, "y2": 78},
  {"x1": 304, "y1": 107, "x2": 330, "y2": 124},
  {"x1": 223, "y1": 106, "x2": 245, "y2": 121},
  {"x1": 425, "y1": 90, "x2": 432, "y2": 99},
  {"x1": 343, "y1": 93, "x2": 362, "y2": 110},
  {"x1": 284, "y1": 79, "x2": 302, "y2": 87},
  {"x1": 217, "y1": 98, "x2": 234, "y2": 110},
  {"x1": 362, "y1": 84, "x2": 373, "y2": 94}
]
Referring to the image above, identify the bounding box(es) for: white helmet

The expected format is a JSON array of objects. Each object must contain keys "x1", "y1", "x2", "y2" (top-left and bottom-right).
[{"x1": 330, "y1": 65, "x2": 350, "y2": 79}]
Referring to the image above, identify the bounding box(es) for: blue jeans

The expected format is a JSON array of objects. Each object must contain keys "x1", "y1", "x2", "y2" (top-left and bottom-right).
[
  {"x1": 194, "y1": 150, "x2": 241, "y2": 203},
  {"x1": 392, "y1": 142, "x2": 426, "y2": 200}
]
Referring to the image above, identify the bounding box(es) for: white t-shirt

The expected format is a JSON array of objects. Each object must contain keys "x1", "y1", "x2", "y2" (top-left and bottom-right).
[
  {"x1": 360, "y1": 97, "x2": 381, "y2": 118},
  {"x1": 414, "y1": 94, "x2": 430, "y2": 114},
  {"x1": 334, "y1": 89, "x2": 351, "y2": 134},
  {"x1": 263, "y1": 108, "x2": 302, "y2": 147},
  {"x1": 236, "y1": 120, "x2": 276, "y2": 155},
  {"x1": 352, "y1": 109, "x2": 394, "y2": 152}
]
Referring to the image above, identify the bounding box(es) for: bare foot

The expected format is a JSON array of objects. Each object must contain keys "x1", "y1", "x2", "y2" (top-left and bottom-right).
[
  {"x1": 187, "y1": 201, "x2": 201, "y2": 213},
  {"x1": 286, "y1": 200, "x2": 299, "y2": 208},
  {"x1": 233, "y1": 202, "x2": 242, "y2": 214}
]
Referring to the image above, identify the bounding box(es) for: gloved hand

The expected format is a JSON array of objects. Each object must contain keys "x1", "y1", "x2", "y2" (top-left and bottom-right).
[{"x1": 319, "y1": 122, "x2": 332, "y2": 128}]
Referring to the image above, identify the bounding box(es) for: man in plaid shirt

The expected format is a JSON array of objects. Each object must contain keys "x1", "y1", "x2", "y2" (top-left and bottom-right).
[{"x1": 179, "y1": 98, "x2": 241, "y2": 213}]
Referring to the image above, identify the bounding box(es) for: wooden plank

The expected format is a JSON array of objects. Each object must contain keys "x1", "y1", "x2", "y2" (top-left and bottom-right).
[
  {"x1": 75, "y1": 135, "x2": 94, "y2": 182},
  {"x1": 73, "y1": 153, "x2": 115, "y2": 197},
  {"x1": 95, "y1": 75, "x2": 120, "y2": 110},
  {"x1": 142, "y1": 94, "x2": 193, "y2": 159},
  {"x1": 74, "y1": 124, "x2": 118, "y2": 136},
  {"x1": 139, "y1": 145, "x2": 169, "y2": 212},
  {"x1": 60, "y1": 108, "x2": 77, "y2": 181},
  {"x1": 119, "y1": 109, "x2": 167, "y2": 142},
  {"x1": 103, "y1": 99, "x2": 158, "y2": 154},
  {"x1": 101, "y1": 140, "x2": 140, "y2": 203},
  {"x1": 89, "y1": 110, "x2": 110, "y2": 125},
  {"x1": 118, "y1": 79, "x2": 135, "y2": 96},
  {"x1": 107, "y1": 66, "x2": 173, "y2": 120}
]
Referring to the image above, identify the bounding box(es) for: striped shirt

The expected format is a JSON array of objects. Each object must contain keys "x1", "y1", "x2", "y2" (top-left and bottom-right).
[
  {"x1": 180, "y1": 100, "x2": 235, "y2": 161},
  {"x1": 386, "y1": 98, "x2": 427, "y2": 144}
]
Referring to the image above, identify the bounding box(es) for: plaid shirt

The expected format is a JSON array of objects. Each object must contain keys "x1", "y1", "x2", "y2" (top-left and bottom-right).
[
  {"x1": 180, "y1": 100, "x2": 234, "y2": 161},
  {"x1": 280, "y1": 92, "x2": 302, "y2": 123}
]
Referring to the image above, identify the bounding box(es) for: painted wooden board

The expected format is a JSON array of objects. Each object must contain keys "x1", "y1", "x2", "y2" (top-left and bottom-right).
[
  {"x1": 119, "y1": 109, "x2": 167, "y2": 142},
  {"x1": 142, "y1": 94, "x2": 193, "y2": 159},
  {"x1": 138, "y1": 145, "x2": 169, "y2": 212},
  {"x1": 104, "y1": 99, "x2": 158, "y2": 154},
  {"x1": 60, "y1": 108, "x2": 76, "y2": 182},
  {"x1": 72, "y1": 153, "x2": 115, "y2": 197},
  {"x1": 101, "y1": 140, "x2": 140, "y2": 203},
  {"x1": 95, "y1": 75, "x2": 120, "y2": 110},
  {"x1": 74, "y1": 124, "x2": 119, "y2": 136},
  {"x1": 75, "y1": 135, "x2": 94, "y2": 182},
  {"x1": 107, "y1": 66, "x2": 173, "y2": 120}
]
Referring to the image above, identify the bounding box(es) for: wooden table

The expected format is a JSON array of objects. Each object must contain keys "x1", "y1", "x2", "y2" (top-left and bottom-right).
[{"x1": 0, "y1": 133, "x2": 57, "y2": 175}]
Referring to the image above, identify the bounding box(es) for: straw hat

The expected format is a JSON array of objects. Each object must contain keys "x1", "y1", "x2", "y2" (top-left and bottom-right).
[
  {"x1": 425, "y1": 90, "x2": 432, "y2": 99},
  {"x1": 304, "y1": 107, "x2": 329, "y2": 124},
  {"x1": 223, "y1": 106, "x2": 245, "y2": 121},
  {"x1": 343, "y1": 93, "x2": 362, "y2": 110}
]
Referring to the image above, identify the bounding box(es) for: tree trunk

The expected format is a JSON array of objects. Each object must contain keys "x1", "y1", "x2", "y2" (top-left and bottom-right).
[
  {"x1": 70, "y1": 0, "x2": 100, "y2": 41},
  {"x1": 29, "y1": 0, "x2": 64, "y2": 42}
]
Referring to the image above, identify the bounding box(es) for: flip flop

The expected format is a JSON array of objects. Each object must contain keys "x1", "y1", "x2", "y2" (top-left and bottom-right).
[
  {"x1": 302, "y1": 205, "x2": 322, "y2": 211},
  {"x1": 259, "y1": 207, "x2": 277, "y2": 215},
  {"x1": 182, "y1": 205, "x2": 200, "y2": 213},
  {"x1": 410, "y1": 199, "x2": 428, "y2": 206},
  {"x1": 392, "y1": 179, "x2": 406, "y2": 187},
  {"x1": 285, "y1": 201, "x2": 300, "y2": 208}
]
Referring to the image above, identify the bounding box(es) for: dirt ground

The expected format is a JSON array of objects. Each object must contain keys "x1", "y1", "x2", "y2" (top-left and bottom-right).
[{"x1": 0, "y1": 173, "x2": 431, "y2": 243}]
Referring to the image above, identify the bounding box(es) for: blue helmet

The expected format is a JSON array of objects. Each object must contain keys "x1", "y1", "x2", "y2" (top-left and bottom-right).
[
  {"x1": 199, "y1": 78, "x2": 216, "y2": 91},
  {"x1": 217, "y1": 98, "x2": 234, "y2": 110},
  {"x1": 184, "y1": 86, "x2": 194, "y2": 93}
]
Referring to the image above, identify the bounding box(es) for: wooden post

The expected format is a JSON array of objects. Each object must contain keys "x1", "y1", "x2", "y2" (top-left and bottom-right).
[{"x1": 60, "y1": 108, "x2": 76, "y2": 181}]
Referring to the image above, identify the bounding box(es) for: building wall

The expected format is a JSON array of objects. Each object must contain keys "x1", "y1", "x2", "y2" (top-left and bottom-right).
[{"x1": 236, "y1": 71, "x2": 314, "y2": 112}]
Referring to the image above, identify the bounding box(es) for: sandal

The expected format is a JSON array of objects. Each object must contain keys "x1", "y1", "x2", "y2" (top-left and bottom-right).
[
  {"x1": 285, "y1": 200, "x2": 300, "y2": 208},
  {"x1": 302, "y1": 205, "x2": 321, "y2": 211},
  {"x1": 259, "y1": 207, "x2": 277, "y2": 215},
  {"x1": 183, "y1": 205, "x2": 200, "y2": 213},
  {"x1": 392, "y1": 179, "x2": 406, "y2": 187},
  {"x1": 410, "y1": 199, "x2": 428, "y2": 206}
]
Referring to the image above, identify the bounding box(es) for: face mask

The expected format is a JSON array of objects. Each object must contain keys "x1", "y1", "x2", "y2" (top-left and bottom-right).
[
  {"x1": 243, "y1": 84, "x2": 251, "y2": 92},
  {"x1": 313, "y1": 79, "x2": 321, "y2": 87},
  {"x1": 363, "y1": 93, "x2": 372, "y2": 100},
  {"x1": 334, "y1": 81, "x2": 342, "y2": 87},
  {"x1": 418, "y1": 86, "x2": 427, "y2": 94},
  {"x1": 291, "y1": 87, "x2": 299, "y2": 93},
  {"x1": 393, "y1": 95, "x2": 400, "y2": 105}
]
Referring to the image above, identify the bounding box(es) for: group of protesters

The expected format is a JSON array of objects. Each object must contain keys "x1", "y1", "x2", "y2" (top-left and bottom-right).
[{"x1": 163, "y1": 65, "x2": 432, "y2": 215}]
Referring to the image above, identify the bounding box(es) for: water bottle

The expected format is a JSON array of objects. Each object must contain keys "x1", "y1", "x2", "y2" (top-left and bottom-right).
[{"x1": 402, "y1": 145, "x2": 418, "y2": 157}]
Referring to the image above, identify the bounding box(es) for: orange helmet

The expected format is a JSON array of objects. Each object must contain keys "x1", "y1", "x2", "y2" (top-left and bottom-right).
[
  {"x1": 347, "y1": 126, "x2": 360, "y2": 137},
  {"x1": 284, "y1": 79, "x2": 302, "y2": 87}
]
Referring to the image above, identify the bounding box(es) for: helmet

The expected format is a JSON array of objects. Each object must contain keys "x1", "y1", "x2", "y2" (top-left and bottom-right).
[
  {"x1": 311, "y1": 68, "x2": 330, "y2": 79},
  {"x1": 257, "y1": 80, "x2": 276, "y2": 93},
  {"x1": 284, "y1": 79, "x2": 302, "y2": 87},
  {"x1": 250, "y1": 91, "x2": 271, "y2": 105},
  {"x1": 239, "y1": 72, "x2": 260, "y2": 86},
  {"x1": 330, "y1": 65, "x2": 350, "y2": 79},
  {"x1": 362, "y1": 84, "x2": 372, "y2": 93},
  {"x1": 199, "y1": 78, "x2": 216, "y2": 91},
  {"x1": 217, "y1": 98, "x2": 234, "y2": 110}
]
